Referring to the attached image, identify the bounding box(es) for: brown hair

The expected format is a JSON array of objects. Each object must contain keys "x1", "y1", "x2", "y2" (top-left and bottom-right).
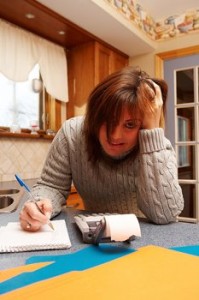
[{"x1": 84, "y1": 66, "x2": 168, "y2": 163}]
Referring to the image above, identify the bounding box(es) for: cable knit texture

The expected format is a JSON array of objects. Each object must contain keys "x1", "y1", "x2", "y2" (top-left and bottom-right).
[{"x1": 32, "y1": 116, "x2": 184, "y2": 224}]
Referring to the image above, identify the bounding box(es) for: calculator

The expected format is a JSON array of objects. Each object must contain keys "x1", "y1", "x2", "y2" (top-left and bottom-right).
[{"x1": 74, "y1": 213, "x2": 135, "y2": 244}]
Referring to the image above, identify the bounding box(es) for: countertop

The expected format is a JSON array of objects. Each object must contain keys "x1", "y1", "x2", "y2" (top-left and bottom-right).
[
  {"x1": 0, "y1": 131, "x2": 54, "y2": 140},
  {"x1": 1, "y1": 179, "x2": 199, "y2": 270}
]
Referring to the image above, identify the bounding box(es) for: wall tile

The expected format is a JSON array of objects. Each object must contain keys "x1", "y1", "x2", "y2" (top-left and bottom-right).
[{"x1": 0, "y1": 137, "x2": 51, "y2": 182}]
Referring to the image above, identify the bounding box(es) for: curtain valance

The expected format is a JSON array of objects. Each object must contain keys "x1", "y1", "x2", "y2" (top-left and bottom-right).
[{"x1": 0, "y1": 19, "x2": 68, "y2": 102}]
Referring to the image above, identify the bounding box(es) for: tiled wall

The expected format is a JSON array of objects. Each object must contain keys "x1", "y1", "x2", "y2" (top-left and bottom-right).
[{"x1": 0, "y1": 137, "x2": 51, "y2": 182}]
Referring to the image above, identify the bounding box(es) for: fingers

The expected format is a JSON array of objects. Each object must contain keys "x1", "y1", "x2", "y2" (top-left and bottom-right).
[
  {"x1": 19, "y1": 203, "x2": 42, "y2": 231},
  {"x1": 144, "y1": 80, "x2": 163, "y2": 105},
  {"x1": 152, "y1": 81, "x2": 163, "y2": 106},
  {"x1": 20, "y1": 219, "x2": 41, "y2": 232},
  {"x1": 19, "y1": 199, "x2": 53, "y2": 232},
  {"x1": 141, "y1": 80, "x2": 163, "y2": 129},
  {"x1": 37, "y1": 200, "x2": 52, "y2": 219}
]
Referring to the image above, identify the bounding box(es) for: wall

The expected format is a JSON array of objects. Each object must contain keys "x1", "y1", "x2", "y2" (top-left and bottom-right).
[
  {"x1": 0, "y1": 137, "x2": 51, "y2": 182},
  {"x1": 129, "y1": 32, "x2": 199, "y2": 76}
]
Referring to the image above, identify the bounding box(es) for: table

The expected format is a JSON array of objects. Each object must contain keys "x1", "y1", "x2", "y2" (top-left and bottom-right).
[
  {"x1": 1, "y1": 179, "x2": 199, "y2": 270},
  {"x1": 2, "y1": 180, "x2": 199, "y2": 299}
]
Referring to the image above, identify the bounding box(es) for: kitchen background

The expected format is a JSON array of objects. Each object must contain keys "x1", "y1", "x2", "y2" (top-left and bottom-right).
[{"x1": 0, "y1": 0, "x2": 198, "y2": 183}]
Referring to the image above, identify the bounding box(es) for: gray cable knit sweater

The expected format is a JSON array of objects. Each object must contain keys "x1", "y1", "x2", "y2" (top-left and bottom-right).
[{"x1": 32, "y1": 116, "x2": 184, "y2": 224}]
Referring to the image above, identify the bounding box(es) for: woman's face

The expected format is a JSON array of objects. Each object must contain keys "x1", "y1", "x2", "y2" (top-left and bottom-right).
[{"x1": 99, "y1": 107, "x2": 141, "y2": 158}]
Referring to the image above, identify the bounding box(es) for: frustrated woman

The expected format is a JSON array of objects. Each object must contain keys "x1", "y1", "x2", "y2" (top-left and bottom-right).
[{"x1": 19, "y1": 66, "x2": 184, "y2": 231}]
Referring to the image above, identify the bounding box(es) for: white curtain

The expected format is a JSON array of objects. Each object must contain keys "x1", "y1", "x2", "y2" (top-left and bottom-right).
[{"x1": 0, "y1": 19, "x2": 68, "y2": 102}]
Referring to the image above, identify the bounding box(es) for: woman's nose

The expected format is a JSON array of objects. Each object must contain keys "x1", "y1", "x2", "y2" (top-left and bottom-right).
[{"x1": 110, "y1": 125, "x2": 123, "y2": 141}]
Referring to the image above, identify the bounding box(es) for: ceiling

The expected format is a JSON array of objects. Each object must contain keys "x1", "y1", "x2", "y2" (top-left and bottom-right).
[
  {"x1": 0, "y1": 0, "x2": 198, "y2": 57},
  {"x1": 35, "y1": 0, "x2": 156, "y2": 56},
  {"x1": 35, "y1": 0, "x2": 199, "y2": 56}
]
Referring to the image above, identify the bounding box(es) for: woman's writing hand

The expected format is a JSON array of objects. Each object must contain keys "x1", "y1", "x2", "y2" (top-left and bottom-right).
[
  {"x1": 19, "y1": 198, "x2": 53, "y2": 232},
  {"x1": 142, "y1": 81, "x2": 163, "y2": 130}
]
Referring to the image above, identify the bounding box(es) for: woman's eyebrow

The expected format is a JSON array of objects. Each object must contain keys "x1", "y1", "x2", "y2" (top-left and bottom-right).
[{"x1": 125, "y1": 119, "x2": 141, "y2": 123}]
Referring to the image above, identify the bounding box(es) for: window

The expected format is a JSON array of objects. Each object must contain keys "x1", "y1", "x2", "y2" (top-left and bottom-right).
[
  {"x1": 0, "y1": 64, "x2": 43, "y2": 130},
  {"x1": 0, "y1": 19, "x2": 68, "y2": 134},
  {"x1": 175, "y1": 67, "x2": 199, "y2": 220},
  {"x1": 177, "y1": 116, "x2": 191, "y2": 167}
]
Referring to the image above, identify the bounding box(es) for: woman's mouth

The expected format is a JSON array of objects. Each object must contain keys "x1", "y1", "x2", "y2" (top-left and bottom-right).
[{"x1": 107, "y1": 140, "x2": 125, "y2": 148}]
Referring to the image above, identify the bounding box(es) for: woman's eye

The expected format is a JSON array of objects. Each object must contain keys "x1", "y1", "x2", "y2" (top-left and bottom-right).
[{"x1": 125, "y1": 122, "x2": 136, "y2": 129}]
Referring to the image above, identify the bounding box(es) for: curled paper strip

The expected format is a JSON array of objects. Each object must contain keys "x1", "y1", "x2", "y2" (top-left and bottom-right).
[{"x1": 103, "y1": 214, "x2": 141, "y2": 242}]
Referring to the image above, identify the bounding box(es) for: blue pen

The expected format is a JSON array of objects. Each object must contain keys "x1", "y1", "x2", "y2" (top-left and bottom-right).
[{"x1": 15, "y1": 174, "x2": 54, "y2": 230}]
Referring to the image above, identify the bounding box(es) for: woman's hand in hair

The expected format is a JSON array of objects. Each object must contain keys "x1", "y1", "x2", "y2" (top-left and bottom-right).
[{"x1": 141, "y1": 81, "x2": 163, "y2": 129}]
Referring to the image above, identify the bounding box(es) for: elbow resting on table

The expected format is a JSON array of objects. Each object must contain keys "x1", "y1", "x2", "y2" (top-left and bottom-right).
[{"x1": 150, "y1": 209, "x2": 183, "y2": 225}]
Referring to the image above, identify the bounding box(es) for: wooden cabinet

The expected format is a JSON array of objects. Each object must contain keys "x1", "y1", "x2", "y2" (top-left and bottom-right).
[
  {"x1": 67, "y1": 186, "x2": 85, "y2": 210},
  {"x1": 67, "y1": 41, "x2": 129, "y2": 118}
]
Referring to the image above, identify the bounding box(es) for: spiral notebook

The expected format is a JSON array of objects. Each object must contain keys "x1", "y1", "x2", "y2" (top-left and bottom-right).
[{"x1": 0, "y1": 220, "x2": 71, "y2": 253}]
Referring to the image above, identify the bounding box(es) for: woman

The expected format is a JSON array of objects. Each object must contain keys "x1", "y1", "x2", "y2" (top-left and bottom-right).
[{"x1": 19, "y1": 66, "x2": 184, "y2": 231}]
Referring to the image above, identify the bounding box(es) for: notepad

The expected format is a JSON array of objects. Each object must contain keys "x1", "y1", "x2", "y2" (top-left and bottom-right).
[{"x1": 0, "y1": 220, "x2": 71, "y2": 252}]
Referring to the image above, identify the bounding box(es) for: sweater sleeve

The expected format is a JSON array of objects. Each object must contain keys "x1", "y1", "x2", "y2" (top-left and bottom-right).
[
  {"x1": 134, "y1": 128, "x2": 184, "y2": 224},
  {"x1": 31, "y1": 126, "x2": 72, "y2": 217}
]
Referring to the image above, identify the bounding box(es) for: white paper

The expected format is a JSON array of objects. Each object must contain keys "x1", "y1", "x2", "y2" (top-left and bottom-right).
[
  {"x1": 104, "y1": 214, "x2": 141, "y2": 242},
  {"x1": 0, "y1": 220, "x2": 71, "y2": 252}
]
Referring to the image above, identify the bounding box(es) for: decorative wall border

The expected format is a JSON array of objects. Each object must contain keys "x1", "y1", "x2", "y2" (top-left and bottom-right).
[{"x1": 105, "y1": 0, "x2": 199, "y2": 41}]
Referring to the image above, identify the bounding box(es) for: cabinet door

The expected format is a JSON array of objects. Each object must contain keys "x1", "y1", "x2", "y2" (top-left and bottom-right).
[
  {"x1": 67, "y1": 189, "x2": 85, "y2": 210},
  {"x1": 94, "y1": 42, "x2": 128, "y2": 83},
  {"x1": 67, "y1": 41, "x2": 129, "y2": 118},
  {"x1": 67, "y1": 42, "x2": 95, "y2": 118},
  {"x1": 111, "y1": 51, "x2": 128, "y2": 72},
  {"x1": 94, "y1": 42, "x2": 112, "y2": 84}
]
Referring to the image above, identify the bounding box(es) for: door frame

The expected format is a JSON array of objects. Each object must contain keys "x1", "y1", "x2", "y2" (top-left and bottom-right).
[
  {"x1": 155, "y1": 45, "x2": 199, "y2": 78},
  {"x1": 155, "y1": 45, "x2": 199, "y2": 223}
]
